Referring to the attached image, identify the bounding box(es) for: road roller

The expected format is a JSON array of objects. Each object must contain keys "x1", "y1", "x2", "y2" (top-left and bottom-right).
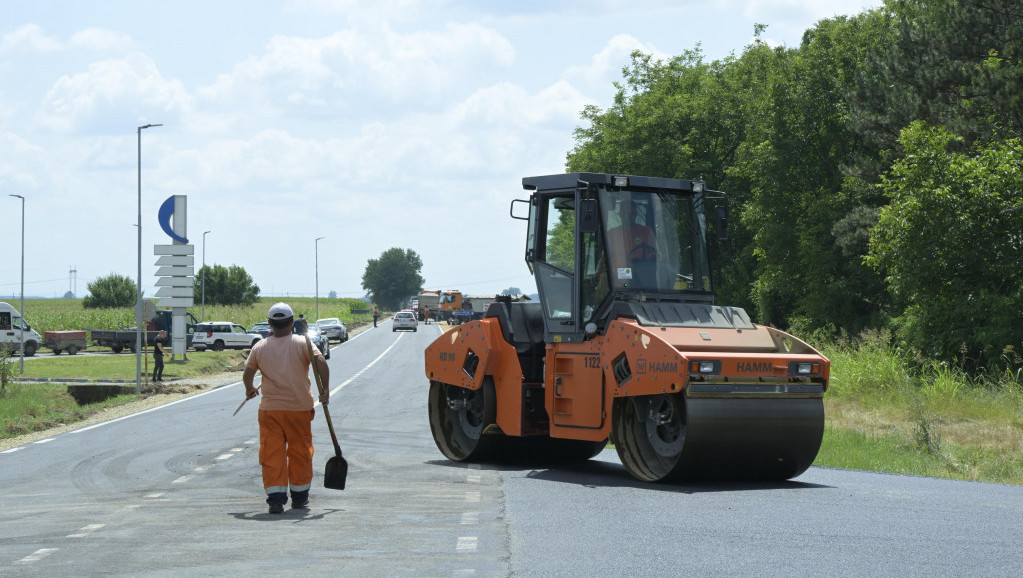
[{"x1": 425, "y1": 173, "x2": 829, "y2": 482}]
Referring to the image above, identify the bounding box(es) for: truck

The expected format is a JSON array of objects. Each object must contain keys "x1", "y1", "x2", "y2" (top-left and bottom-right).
[
  {"x1": 0, "y1": 301, "x2": 42, "y2": 357},
  {"x1": 437, "y1": 289, "x2": 464, "y2": 323},
  {"x1": 90, "y1": 309, "x2": 197, "y2": 353},
  {"x1": 424, "y1": 173, "x2": 829, "y2": 482},
  {"x1": 445, "y1": 293, "x2": 502, "y2": 325},
  {"x1": 417, "y1": 290, "x2": 440, "y2": 322}
]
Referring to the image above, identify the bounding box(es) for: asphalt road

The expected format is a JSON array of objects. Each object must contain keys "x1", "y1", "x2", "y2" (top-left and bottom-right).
[{"x1": 2, "y1": 318, "x2": 1021, "y2": 577}]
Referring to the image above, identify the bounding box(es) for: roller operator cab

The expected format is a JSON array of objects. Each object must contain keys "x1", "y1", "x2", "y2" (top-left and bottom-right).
[{"x1": 425, "y1": 173, "x2": 829, "y2": 482}]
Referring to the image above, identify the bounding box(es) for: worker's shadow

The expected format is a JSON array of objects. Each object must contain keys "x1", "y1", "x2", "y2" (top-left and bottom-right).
[{"x1": 229, "y1": 507, "x2": 344, "y2": 522}]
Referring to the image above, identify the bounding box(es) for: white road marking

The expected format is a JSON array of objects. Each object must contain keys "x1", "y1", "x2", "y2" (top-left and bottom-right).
[
  {"x1": 230, "y1": 447, "x2": 244, "y2": 452},
  {"x1": 172, "y1": 475, "x2": 193, "y2": 484},
  {"x1": 467, "y1": 474, "x2": 481, "y2": 484},
  {"x1": 66, "y1": 523, "x2": 105, "y2": 538},
  {"x1": 323, "y1": 332, "x2": 405, "y2": 399},
  {"x1": 456, "y1": 537, "x2": 478, "y2": 552},
  {"x1": 461, "y1": 511, "x2": 479, "y2": 525},
  {"x1": 464, "y1": 491, "x2": 481, "y2": 503},
  {"x1": 1, "y1": 447, "x2": 23, "y2": 454},
  {"x1": 17, "y1": 548, "x2": 58, "y2": 563},
  {"x1": 245, "y1": 439, "x2": 257, "y2": 444},
  {"x1": 33, "y1": 438, "x2": 55, "y2": 444},
  {"x1": 194, "y1": 465, "x2": 211, "y2": 472},
  {"x1": 145, "y1": 492, "x2": 165, "y2": 498},
  {"x1": 215, "y1": 453, "x2": 234, "y2": 460}
]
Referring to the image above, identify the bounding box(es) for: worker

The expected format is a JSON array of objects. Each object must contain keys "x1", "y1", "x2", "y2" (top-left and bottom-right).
[
  {"x1": 152, "y1": 330, "x2": 167, "y2": 382},
  {"x1": 424, "y1": 307, "x2": 430, "y2": 325},
  {"x1": 295, "y1": 314, "x2": 308, "y2": 334},
  {"x1": 373, "y1": 305, "x2": 379, "y2": 327},
  {"x1": 243, "y1": 302, "x2": 330, "y2": 514},
  {"x1": 605, "y1": 194, "x2": 657, "y2": 286}
]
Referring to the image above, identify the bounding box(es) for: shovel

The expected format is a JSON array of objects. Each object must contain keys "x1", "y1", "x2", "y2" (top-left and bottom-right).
[{"x1": 307, "y1": 336, "x2": 347, "y2": 490}]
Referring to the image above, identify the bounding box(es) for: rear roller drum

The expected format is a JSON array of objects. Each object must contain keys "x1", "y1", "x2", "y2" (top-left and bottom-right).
[{"x1": 428, "y1": 379, "x2": 497, "y2": 462}]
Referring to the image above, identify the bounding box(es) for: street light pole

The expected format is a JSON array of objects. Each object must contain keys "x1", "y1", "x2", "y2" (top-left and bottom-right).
[
  {"x1": 9, "y1": 194, "x2": 24, "y2": 374},
  {"x1": 137, "y1": 123, "x2": 162, "y2": 394},
  {"x1": 315, "y1": 237, "x2": 325, "y2": 320},
  {"x1": 201, "y1": 230, "x2": 211, "y2": 321}
]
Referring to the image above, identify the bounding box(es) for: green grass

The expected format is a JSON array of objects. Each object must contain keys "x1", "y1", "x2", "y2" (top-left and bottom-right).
[
  {"x1": 815, "y1": 330, "x2": 1023, "y2": 485},
  {"x1": 0, "y1": 382, "x2": 141, "y2": 438}
]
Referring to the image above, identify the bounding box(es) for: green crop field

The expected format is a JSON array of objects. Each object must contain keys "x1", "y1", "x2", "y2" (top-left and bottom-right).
[{"x1": 10, "y1": 296, "x2": 373, "y2": 335}]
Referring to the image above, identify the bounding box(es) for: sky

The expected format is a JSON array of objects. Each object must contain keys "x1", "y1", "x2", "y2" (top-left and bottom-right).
[{"x1": 0, "y1": 0, "x2": 883, "y2": 304}]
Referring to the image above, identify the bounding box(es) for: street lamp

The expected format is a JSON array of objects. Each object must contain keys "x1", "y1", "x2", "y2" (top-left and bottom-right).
[
  {"x1": 137, "y1": 123, "x2": 162, "y2": 394},
  {"x1": 315, "y1": 237, "x2": 325, "y2": 320},
  {"x1": 201, "y1": 230, "x2": 211, "y2": 321},
  {"x1": 8, "y1": 194, "x2": 24, "y2": 374}
]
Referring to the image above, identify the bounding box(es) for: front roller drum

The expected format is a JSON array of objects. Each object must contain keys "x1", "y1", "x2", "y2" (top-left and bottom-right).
[
  {"x1": 428, "y1": 380, "x2": 498, "y2": 462},
  {"x1": 612, "y1": 392, "x2": 824, "y2": 482}
]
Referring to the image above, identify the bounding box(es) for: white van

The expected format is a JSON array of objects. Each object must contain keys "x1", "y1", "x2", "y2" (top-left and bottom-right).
[{"x1": 0, "y1": 302, "x2": 42, "y2": 357}]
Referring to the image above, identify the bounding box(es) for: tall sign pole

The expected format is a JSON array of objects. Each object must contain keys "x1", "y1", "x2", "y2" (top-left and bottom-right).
[{"x1": 137, "y1": 123, "x2": 161, "y2": 394}]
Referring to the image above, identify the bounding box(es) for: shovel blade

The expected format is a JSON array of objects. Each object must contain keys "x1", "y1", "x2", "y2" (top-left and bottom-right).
[{"x1": 324, "y1": 454, "x2": 347, "y2": 490}]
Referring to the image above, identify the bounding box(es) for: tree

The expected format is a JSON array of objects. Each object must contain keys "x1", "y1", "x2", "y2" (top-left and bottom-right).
[
  {"x1": 361, "y1": 248, "x2": 425, "y2": 310},
  {"x1": 867, "y1": 122, "x2": 1023, "y2": 368},
  {"x1": 193, "y1": 264, "x2": 260, "y2": 306},
  {"x1": 328, "y1": 290, "x2": 337, "y2": 299},
  {"x1": 83, "y1": 273, "x2": 137, "y2": 308},
  {"x1": 501, "y1": 287, "x2": 523, "y2": 295}
]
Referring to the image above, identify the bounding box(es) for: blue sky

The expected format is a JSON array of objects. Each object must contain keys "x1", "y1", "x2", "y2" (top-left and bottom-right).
[{"x1": 0, "y1": 0, "x2": 881, "y2": 303}]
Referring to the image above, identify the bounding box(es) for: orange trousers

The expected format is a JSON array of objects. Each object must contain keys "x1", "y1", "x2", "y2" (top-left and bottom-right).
[{"x1": 258, "y1": 409, "x2": 315, "y2": 494}]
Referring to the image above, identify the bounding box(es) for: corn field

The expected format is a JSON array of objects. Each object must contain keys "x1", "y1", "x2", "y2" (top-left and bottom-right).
[{"x1": 11, "y1": 297, "x2": 373, "y2": 335}]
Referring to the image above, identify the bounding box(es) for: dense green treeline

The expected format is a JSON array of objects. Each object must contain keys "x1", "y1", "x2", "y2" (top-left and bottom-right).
[{"x1": 567, "y1": 0, "x2": 1022, "y2": 373}]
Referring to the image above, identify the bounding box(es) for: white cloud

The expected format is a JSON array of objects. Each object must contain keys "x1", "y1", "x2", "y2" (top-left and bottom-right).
[
  {"x1": 564, "y1": 34, "x2": 669, "y2": 92},
  {"x1": 0, "y1": 23, "x2": 61, "y2": 54},
  {"x1": 68, "y1": 28, "x2": 134, "y2": 52},
  {"x1": 36, "y1": 54, "x2": 192, "y2": 133},
  {"x1": 195, "y1": 21, "x2": 515, "y2": 121}
]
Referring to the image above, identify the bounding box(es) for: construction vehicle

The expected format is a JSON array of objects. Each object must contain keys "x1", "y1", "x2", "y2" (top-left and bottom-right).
[
  {"x1": 424, "y1": 173, "x2": 829, "y2": 482},
  {"x1": 437, "y1": 289, "x2": 464, "y2": 323},
  {"x1": 418, "y1": 290, "x2": 440, "y2": 322}
]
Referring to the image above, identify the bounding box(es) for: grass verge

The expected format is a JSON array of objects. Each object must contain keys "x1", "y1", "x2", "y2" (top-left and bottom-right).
[
  {"x1": 0, "y1": 351, "x2": 246, "y2": 440},
  {"x1": 815, "y1": 330, "x2": 1023, "y2": 485}
]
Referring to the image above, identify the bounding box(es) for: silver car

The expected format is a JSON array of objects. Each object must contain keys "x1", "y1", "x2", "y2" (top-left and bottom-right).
[
  {"x1": 315, "y1": 318, "x2": 348, "y2": 342},
  {"x1": 392, "y1": 311, "x2": 417, "y2": 332}
]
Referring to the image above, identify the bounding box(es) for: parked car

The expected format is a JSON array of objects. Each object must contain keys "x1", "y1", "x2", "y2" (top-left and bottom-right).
[
  {"x1": 248, "y1": 322, "x2": 272, "y2": 338},
  {"x1": 392, "y1": 310, "x2": 418, "y2": 332},
  {"x1": 193, "y1": 322, "x2": 262, "y2": 351},
  {"x1": 294, "y1": 322, "x2": 331, "y2": 359},
  {"x1": 315, "y1": 318, "x2": 348, "y2": 342}
]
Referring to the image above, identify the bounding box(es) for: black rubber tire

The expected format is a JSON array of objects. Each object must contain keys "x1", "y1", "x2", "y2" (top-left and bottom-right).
[
  {"x1": 212, "y1": 340, "x2": 225, "y2": 352},
  {"x1": 67, "y1": 345, "x2": 79, "y2": 355},
  {"x1": 428, "y1": 379, "x2": 498, "y2": 462},
  {"x1": 52, "y1": 349, "x2": 62, "y2": 355},
  {"x1": 613, "y1": 394, "x2": 686, "y2": 482},
  {"x1": 111, "y1": 346, "x2": 123, "y2": 354}
]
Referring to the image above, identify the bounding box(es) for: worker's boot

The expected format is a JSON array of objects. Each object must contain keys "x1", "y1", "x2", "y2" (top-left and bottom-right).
[{"x1": 266, "y1": 492, "x2": 287, "y2": 514}]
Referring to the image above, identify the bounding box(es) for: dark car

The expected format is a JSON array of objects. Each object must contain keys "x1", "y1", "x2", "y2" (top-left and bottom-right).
[
  {"x1": 315, "y1": 318, "x2": 348, "y2": 342},
  {"x1": 248, "y1": 322, "x2": 272, "y2": 338},
  {"x1": 293, "y1": 321, "x2": 331, "y2": 359}
]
